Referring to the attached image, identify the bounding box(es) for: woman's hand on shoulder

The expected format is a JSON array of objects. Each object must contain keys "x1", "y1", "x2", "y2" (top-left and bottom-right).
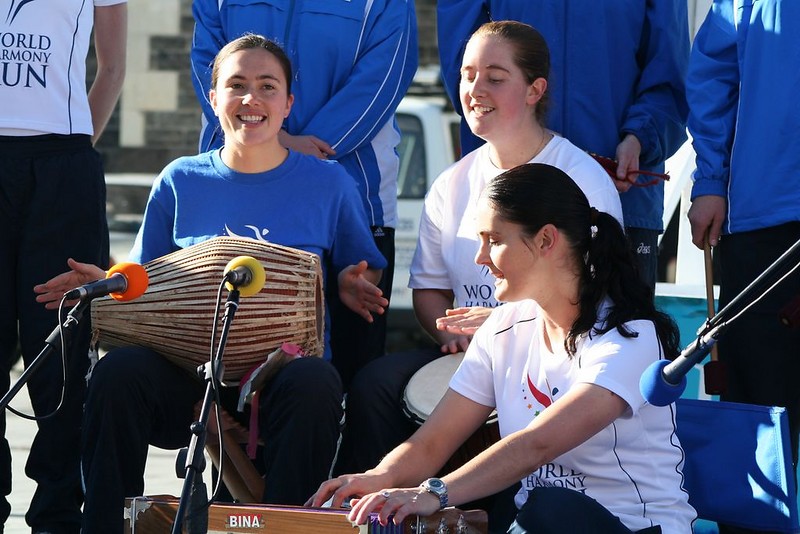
[
  {"x1": 33, "y1": 259, "x2": 106, "y2": 310},
  {"x1": 435, "y1": 306, "x2": 491, "y2": 336},
  {"x1": 278, "y1": 130, "x2": 335, "y2": 159},
  {"x1": 338, "y1": 261, "x2": 388, "y2": 322}
]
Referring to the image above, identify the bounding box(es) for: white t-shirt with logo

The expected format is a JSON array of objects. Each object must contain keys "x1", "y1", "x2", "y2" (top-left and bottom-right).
[
  {"x1": 0, "y1": 0, "x2": 126, "y2": 136},
  {"x1": 450, "y1": 299, "x2": 696, "y2": 534},
  {"x1": 408, "y1": 134, "x2": 623, "y2": 308}
]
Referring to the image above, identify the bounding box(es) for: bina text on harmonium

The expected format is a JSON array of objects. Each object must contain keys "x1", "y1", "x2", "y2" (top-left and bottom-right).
[
  {"x1": 91, "y1": 236, "x2": 324, "y2": 383},
  {"x1": 124, "y1": 495, "x2": 488, "y2": 533}
]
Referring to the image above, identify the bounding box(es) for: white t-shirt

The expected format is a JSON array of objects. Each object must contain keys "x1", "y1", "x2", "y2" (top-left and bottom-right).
[
  {"x1": 0, "y1": 0, "x2": 126, "y2": 136},
  {"x1": 408, "y1": 135, "x2": 623, "y2": 308},
  {"x1": 450, "y1": 299, "x2": 696, "y2": 534}
]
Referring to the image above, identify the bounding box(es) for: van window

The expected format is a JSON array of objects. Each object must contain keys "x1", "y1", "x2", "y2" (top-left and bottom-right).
[{"x1": 396, "y1": 112, "x2": 427, "y2": 199}]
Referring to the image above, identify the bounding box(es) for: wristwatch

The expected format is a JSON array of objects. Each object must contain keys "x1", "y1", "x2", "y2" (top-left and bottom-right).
[{"x1": 420, "y1": 477, "x2": 448, "y2": 510}]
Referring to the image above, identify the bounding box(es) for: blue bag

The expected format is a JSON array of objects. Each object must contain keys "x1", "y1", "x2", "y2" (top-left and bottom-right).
[{"x1": 675, "y1": 398, "x2": 799, "y2": 532}]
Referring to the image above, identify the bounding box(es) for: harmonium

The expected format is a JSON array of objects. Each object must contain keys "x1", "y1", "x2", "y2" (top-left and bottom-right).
[{"x1": 125, "y1": 495, "x2": 488, "y2": 533}]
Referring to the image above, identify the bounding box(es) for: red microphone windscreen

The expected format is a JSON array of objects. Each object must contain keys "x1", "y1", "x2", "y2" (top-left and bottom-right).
[{"x1": 107, "y1": 262, "x2": 149, "y2": 301}]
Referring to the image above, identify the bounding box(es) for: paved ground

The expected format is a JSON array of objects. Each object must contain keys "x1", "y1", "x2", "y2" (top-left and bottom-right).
[{"x1": 6, "y1": 361, "x2": 184, "y2": 533}]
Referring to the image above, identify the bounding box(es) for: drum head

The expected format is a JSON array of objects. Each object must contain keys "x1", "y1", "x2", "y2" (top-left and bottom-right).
[{"x1": 402, "y1": 353, "x2": 465, "y2": 424}]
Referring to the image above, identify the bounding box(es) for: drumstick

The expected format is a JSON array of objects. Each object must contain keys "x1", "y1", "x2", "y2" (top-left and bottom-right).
[{"x1": 703, "y1": 231, "x2": 726, "y2": 395}]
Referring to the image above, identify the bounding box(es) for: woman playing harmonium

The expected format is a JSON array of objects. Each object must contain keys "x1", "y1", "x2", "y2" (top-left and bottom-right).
[
  {"x1": 310, "y1": 164, "x2": 696, "y2": 533},
  {"x1": 34, "y1": 34, "x2": 387, "y2": 533}
]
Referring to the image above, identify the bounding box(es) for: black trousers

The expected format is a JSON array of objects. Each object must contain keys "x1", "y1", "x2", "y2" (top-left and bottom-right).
[
  {"x1": 80, "y1": 347, "x2": 343, "y2": 534},
  {"x1": 626, "y1": 226, "x2": 659, "y2": 291},
  {"x1": 0, "y1": 134, "x2": 108, "y2": 533},
  {"x1": 334, "y1": 345, "x2": 440, "y2": 475},
  {"x1": 507, "y1": 487, "x2": 661, "y2": 533},
  {"x1": 329, "y1": 226, "x2": 394, "y2": 392}
]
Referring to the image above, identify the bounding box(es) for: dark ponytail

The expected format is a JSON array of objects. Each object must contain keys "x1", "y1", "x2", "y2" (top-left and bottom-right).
[{"x1": 484, "y1": 163, "x2": 680, "y2": 358}]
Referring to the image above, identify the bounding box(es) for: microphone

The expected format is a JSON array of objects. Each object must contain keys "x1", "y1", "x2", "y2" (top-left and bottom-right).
[
  {"x1": 639, "y1": 326, "x2": 720, "y2": 407},
  {"x1": 223, "y1": 256, "x2": 266, "y2": 297},
  {"x1": 64, "y1": 262, "x2": 149, "y2": 302}
]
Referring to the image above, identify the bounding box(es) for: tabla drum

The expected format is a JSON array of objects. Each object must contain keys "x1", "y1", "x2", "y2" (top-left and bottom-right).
[
  {"x1": 402, "y1": 353, "x2": 500, "y2": 474},
  {"x1": 91, "y1": 236, "x2": 324, "y2": 383}
]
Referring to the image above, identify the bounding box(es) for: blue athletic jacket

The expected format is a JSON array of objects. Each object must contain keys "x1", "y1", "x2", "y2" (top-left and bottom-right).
[
  {"x1": 687, "y1": 0, "x2": 800, "y2": 234},
  {"x1": 437, "y1": 0, "x2": 690, "y2": 231},
  {"x1": 191, "y1": 0, "x2": 418, "y2": 229}
]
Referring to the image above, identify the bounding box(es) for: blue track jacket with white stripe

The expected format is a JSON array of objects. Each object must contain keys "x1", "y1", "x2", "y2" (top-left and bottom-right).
[
  {"x1": 191, "y1": 0, "x2": 418, "y2": 229},
  {"x1": 687, "y1": 0, "x2": 800, "y2": 234}
]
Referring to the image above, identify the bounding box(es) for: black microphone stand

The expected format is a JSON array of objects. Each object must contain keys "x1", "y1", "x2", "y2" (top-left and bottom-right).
[
  {"x1": 662, "y1": 236, "x2": 800, "y2": 384},
  {"x1": 0, "y1": 298, "x2": 91, "y2": 411},
  {"x1": 172, "y1": 288, "x2": 240, "y2": 534}
]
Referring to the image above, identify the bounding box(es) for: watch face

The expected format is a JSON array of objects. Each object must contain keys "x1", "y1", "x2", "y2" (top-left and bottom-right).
[
  {"x1": 427, "y1": 478, "x2": 445, "y2": 491},
  {"x1": 422, "y1": 478, "x2": 448, "y2": 510}
]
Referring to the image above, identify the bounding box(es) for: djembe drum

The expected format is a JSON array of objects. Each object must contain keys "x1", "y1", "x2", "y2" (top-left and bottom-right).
[{"x1": 91, "y1": 236, "x2": 324, "y2": 383}]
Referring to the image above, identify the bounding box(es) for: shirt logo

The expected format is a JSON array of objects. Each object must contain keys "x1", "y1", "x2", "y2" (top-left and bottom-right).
[
  {"x1": 6, "y1": 0, "x2": 37, "y2": 25},
  {"x1": 224, "y1": 224, "x2": 270, "y2": 242}
]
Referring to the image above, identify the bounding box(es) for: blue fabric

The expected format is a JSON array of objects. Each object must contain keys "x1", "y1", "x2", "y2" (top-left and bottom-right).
[
  {"x1": 675, "y1": 399, "x2": 799, "y2": 532},
  {"x1": 436, "y1": 0, "x2": 689, "y2": 231},
  {"x1": 687, "y1": 0, "x2": 800, "y2": 234},
  {"x1": 191, "y1": 0, "x2": 418, "y2": 228}
]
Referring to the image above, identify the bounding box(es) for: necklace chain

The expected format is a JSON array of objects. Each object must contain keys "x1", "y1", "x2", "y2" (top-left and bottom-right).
[{"x1": 530, "y1": 130, "x2": 551, "y2": 161}]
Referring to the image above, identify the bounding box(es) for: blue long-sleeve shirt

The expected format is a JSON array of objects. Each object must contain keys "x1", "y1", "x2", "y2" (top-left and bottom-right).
[
  {"x1": 437, "y1": 0, "x2": 690, "y2": 231},
  {"x1": 191, "y1": 0, "x2": 418, "y2": 229},
  {"x1": 687, "y1": 0, "x2": 800, "y2": 234}
]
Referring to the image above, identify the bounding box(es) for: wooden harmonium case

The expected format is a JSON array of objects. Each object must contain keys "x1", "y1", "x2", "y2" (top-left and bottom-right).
[{"x1": 125, "y1": 495, "x2": 488, "y2": 533}]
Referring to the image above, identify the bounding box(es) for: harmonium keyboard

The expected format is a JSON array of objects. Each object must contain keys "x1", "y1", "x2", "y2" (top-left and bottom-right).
[{"x1": 124, "y1": 495, "x2": 488, "y2": 533}]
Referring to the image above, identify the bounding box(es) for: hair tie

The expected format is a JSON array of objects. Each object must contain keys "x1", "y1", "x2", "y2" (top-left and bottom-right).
[{"x1": 589, "y1": 207, "x2": 599, "y2": 239}]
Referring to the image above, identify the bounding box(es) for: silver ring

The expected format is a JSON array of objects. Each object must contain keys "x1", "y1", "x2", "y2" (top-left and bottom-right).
[{"x1": 380, "y1": 490, "x2": 391, "y2": 499}]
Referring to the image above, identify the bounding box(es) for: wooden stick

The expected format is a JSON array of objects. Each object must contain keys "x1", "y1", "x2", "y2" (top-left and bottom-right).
[{"x1": 703, "y1": 231, "x2": 719, "y2": 362}]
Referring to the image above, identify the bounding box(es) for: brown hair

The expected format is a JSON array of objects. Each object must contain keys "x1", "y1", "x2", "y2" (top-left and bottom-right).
[
  {"x1": 210, "y1": 33, "x2": 293, "y2": 94},
  {"x1": 472, "y1": 20, "x2": 550, "y2": 125}
]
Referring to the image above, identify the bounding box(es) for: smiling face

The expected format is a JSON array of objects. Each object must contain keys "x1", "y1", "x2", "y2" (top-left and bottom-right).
[
  {"x1": 209, "y1": 47, "x2": 293, "y2": 154},
  {"x1": 459, "y1": 34, "x2": 544, "y2": 144},
  {"x1": 474, "y1": 196, "x2": 541, "y2": 302}
]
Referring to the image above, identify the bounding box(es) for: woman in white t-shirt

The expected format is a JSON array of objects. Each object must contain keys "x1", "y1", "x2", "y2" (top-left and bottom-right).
[
  {"x1": 311, "y1": 163, "x2": 696, "y2": 533},
  {"x1": 334, "y1": 20, "x2": 622, "y2": 487}
]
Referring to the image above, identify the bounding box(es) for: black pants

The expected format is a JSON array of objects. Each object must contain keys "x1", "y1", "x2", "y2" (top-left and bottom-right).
[
  {"x1": 334, "y1": 345, "x2": 440, "y2": 475},
  {"x1": 716, "y1": 223, "x2": 800, "y2": 534},
  {"x1": 329, "y1": 227, "x2": 394, "y2": 392},
  {"x1": 80, "y1": 347, "x2": 343, "y2": 533},
  {"x1": 0, "y1": 134, "x2": 108, "y2": 533},
  {"x1": 626, "y1": 227, "x2": 659, "y2": 291},
  {"x1": 506, "y1": 487, "x2": 661, "y2": 533}
]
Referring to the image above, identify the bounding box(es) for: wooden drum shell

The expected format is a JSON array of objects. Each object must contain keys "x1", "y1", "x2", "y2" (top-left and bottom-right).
[{"x1": 91, "y1": 237, "x2": 324, "y2": 382}]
